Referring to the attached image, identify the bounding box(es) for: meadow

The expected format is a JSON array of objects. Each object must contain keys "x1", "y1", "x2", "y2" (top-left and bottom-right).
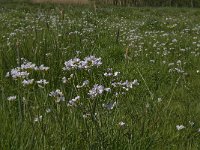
[{"x1": 0, "y1": 2, "x2": 200, "y2": 149}]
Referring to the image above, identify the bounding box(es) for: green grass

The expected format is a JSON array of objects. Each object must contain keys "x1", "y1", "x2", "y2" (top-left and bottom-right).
[{"x1": 0, "y1": 3, "x2": 200, "y2": 149}]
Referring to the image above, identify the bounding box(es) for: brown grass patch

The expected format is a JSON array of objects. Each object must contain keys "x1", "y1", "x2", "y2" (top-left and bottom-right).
[{"x1": 32, "y1": 0, "x2": 89, "y2": 4}]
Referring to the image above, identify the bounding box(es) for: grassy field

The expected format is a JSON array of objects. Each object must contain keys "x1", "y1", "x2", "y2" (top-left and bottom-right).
[
  {"x1": 32, "y1": 0, "x2": 89, "y2": 4},
  {"x1": 0, "y1": 3, "x2": 200, "y2": 149}
]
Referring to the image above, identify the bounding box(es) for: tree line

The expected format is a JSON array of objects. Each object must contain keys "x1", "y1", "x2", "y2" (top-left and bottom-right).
[{"x1": 94, "y1": 0, "x2": 200, "y2": 7}]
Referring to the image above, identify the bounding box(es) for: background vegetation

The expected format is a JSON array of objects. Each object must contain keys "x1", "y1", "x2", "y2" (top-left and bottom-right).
[
  {"x1": 95, "y1": 0, "x2": 200, "y2": 7},
  {"x1": 0, "y1": 0, "x2": 200, "y2": 7}
]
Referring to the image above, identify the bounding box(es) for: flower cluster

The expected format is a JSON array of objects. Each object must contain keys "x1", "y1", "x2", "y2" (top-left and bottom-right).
[
  {"x1": 7, "y1": 96, "x2": 17, "y2": 101},
  {"x1": 6, "y1": 67, "x2": 29, "y2": 79},
  {"x1": 63, "y1": 55, "x2": 102, "y2": 71},
  {"x1": 88, "y1": 84, "x2": 105, "y2": 98},
  {"x1": 112, "y1": 80, "x2": 139, "y2": 91},
  {"x1": 104, "y1": 68, "x2": 120, "y2": 77},
  {"x1": 67, "y1": 96, "x2": 81, "y2": 107},
  {"x1": 6, "y1": 58, "x2": 49, "y2": 87},
  {"x1": 22, "y1": 79, "x2": 34, "y2": 86},
  {"x1": 49, "y1": 89, "x2": 65, "y2": 103},
  {"x1": 76, "y1": 80, "x2": 89, "y2": 88},
  {"x1": 102, "y1": 101, "x2": 117, "y2": 110}
]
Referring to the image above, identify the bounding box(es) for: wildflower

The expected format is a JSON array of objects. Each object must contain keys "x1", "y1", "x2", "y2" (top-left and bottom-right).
[
  {"x1": 76, "y1": 80, "x2": 89, "y2": 88},
  {"x1": 7, "y1": 96, "x2": 17, "y2": 101},
  {"x1": 36, "y1": 64, "x2": 49, "y2": 71},
  {"x1": 67, "y1": 74, "x2": 74, "y2": 81},
  {"x1": 63, "y1": 58, "x2": 81, "y2": 70},
  {"x1": 76, "y1": 50, "x2": 81, "y2": 55},
  {"x1": 118, "y1": 121, "x2": 125, "y2": 127},
  {"x1": 49, "y1": 89, "x2": 65, "y2": 103},
  {"x1": 36, "y1": 79, "x2": 49, "y2": 85},
  {"x1": 104, "y1": 88, "x2": 111, "y2": 92},
  {"x1": 114, "y1": 72, "x2": 120, "y2": 76},
  {"x1": 150, "y1": 60, "x2": 155, "y2": 63},
  {"x1": 176, "y1": 125, "x2": 185, "y2": 130},
  {"x1": 83, "y1": 113, "x2": 91, "y2": 119},
  {"x1": 177, "y1": 60, "x2": 181, "y2": 64},
  {"x1": 104, "y1": 72, "x2": 113, "y2": 77},
  {"x1": 46, "y1": 53, "x2": 52, "y2": 57},
  {"x1": 88, "y1": 84, "x2": 104, "y2": 98},
  {"x1": 168, "y1": 63, "x2": 174, "y2": 67},
  {"x1": 6, "y1": 68, "x2": 29, "y2": 79},
  {"x1": 174, "y1": 68, "x2": 184, "y2": 73},
  {"x1": 22, "y1": 79, "x2": 34, "y2": 86},
  {"x1": 68, "y1": 96, "x2": 81, "y2": 106},
  {"x1": 189, "y1": 121, "x2": 194, "y2": 126},
  {"x1": 172, "y1": 39, "x2": 177, "y2": 43},
  {"x1": 112, "y1": 80, "x2": 139, "y2": 89},
  {"x1": 34, "y1": 115, "x2": 43, "y2": 122},
  {"x1": 80, "y1": 55, "x2": 102, "y2": 69},
  {"x1": 46, "y1": 108, "x2": 51, "y2": 113},
  {"x1": 115, "y1": 92, "x2": 119, "y2": 97},
  {"x1": 157, "y1": 98, "x2": 162, "y2": 102},
  {"x1": 102, "y1": 102, "x2": 116, "y2": 110},
  {"x1": 21, "y1": 62, "x2": 36, "y2": 70},
  {"x1": 63, "y1": 56, "x2": 102, "y2": 71},
  {"x1": 83, "y1": 80, "x2": 89, "y2": 85},
  {"x1": 146, "y1": 103, "x2": 150, "y2": 108},
  {"x1": 62, "y1": 77, "x2": 67, "y2": 83}
]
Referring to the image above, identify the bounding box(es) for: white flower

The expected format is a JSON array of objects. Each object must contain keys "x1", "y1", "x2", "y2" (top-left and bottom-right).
[
  {"x1": 172, "y1": 39, "x2": 177, "y2": 43},
  {"x1": 6, "y1": 68, "x2": 29, "y2": 79},
  {"x1": 88, "y1": 84, "x2": 104, "y2": 98},
  {"x1": 102, "y1": 102, "x2": 116, "y2": 110},
  {"x1": 5, "y1": 72, "x2": 10, "y2": 77},
  {"x1": 22, "y1": 79, "x2": 34, "y2": 86},
  {"x1": 68, "y1": 96, "x2": 81, "y2": 106},
  {"x1": 63, "y1": 58, "x2": 81, "y2": 70},
  {"x1": 36, "y1": 79, "x2": 49, "y2": 85},
  {"x1": 104, "y1": 72, "x2": 113, "y2": 77},
  {"x1": 83, "y1": 113, "x2": 91, "y2": 119},
  {"x1": 7, "y1": 96, "x2": 17, "y2": 101},
  {"x1": 76, "y1": 80, "x2": 89, "y2": 88},
  {"x1": 168, "y1": 63, "x2": 174, "y2": 66},
  {"x1": 62, "y1": 77, "x2": 67, "y2": 83},
  {"x1": 81, "y1": 55, "x2": 102, "y2": 69},
  {"x1": 63, "y1": 56, "x2": 102, "y2": 71},
  {"x1": 34, "y1": 115, "x2": 43, "y2": 122},
  {"x1": 21, "y1": 61, "x2": 36, "y2": 70},
  {"x1": 157, "y1": 98, "x2": 162, "y2": 102},
  {"x1": 83, "y1": 80, "x2": 89, "y2": 85},
  {"x1": 176, "y1": 125, "x2": 185, "y2": 130},
  {"x1": 150, "y1": 60, "x2": 155, "y2": 63},
  {"x1": 112, "y1": 80, "x2": 139, "y2": 89},
  {"x1": 37, "y1": 64, "x2": 49, "y2": 71},
  {"x1": 104, "y1": 88, "x2": 111, "y2": 92},
  {"x1": 70, "y1": 74, "x2": 74, "y2": 78},
  {"x1": 189, "y1": 121, "x2": 194, "y2": 126},
  {"x1": 118, "y1": 121, "x2": 125, "y2": 127},
  {"x1": 114, "y1": 72, "x2": 120, "y2": 76},
  {"x1": 46, "y1": 108, "x2": 51, "y2": 113},
  {"x1": 146, "y1": 103, "x2": 150, "y2": 108},
  {"x1": 49, "y1": 89, "x2": 65, "y2": 103}
]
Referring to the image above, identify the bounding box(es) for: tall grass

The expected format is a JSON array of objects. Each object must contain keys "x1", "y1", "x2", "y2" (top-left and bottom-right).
[
  {"x1": 0, "y1": 3, "x2": 200, "y2": 149},
  {"x1": 32, "y1": 0, "x2": 89, "y2": 4}
]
